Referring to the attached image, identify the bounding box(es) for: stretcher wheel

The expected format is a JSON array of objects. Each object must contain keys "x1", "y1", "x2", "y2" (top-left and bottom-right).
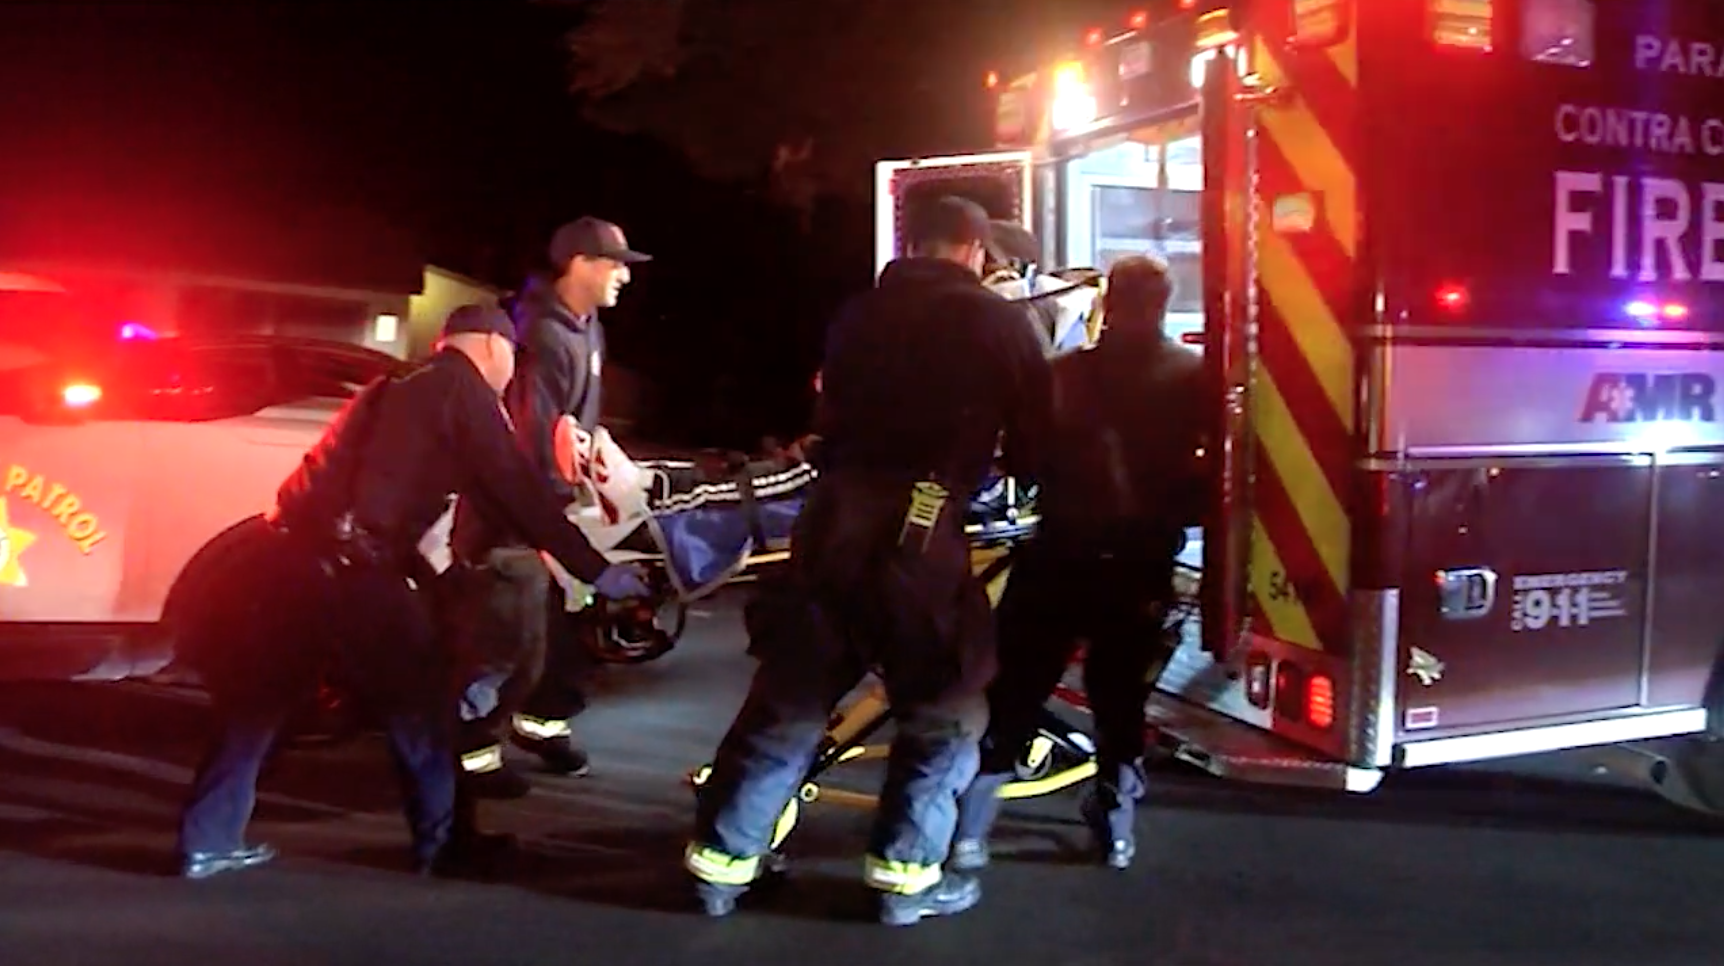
[{"x1": 1012, "y1": 732, "x2": 1059, "y2": 782}]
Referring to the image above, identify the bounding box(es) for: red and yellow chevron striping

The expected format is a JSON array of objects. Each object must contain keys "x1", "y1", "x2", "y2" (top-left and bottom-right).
[{"x1": 1245, "y1": 13, "x2": 1359, "y2": 654}]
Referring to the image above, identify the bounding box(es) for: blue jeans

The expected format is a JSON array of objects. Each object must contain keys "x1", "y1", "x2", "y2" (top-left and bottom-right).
[
  {"x1": 690, "y1": 475, "x2": 994, "y2": 892},
  {"x1": 179, "y1": 534, "x2": 456, "y2": 865}
]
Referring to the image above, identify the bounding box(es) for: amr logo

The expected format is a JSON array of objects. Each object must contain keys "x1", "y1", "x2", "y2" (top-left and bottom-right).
[{"x1": 1579, "y1": 372, "x2": 1717, "y2": 423}]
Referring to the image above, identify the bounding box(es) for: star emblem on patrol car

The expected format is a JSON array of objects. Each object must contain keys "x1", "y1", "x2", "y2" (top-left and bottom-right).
[{"x1": 0, "y1": 497, "x2": 38, "y2": 588}]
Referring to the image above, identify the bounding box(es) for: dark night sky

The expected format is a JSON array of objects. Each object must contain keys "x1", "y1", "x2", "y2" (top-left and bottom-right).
[{"x1": 0, "y1": 0, "x2": 1131, "y2": 444}]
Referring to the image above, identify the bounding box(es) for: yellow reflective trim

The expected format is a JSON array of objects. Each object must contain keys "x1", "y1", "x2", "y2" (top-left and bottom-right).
[
  {"x1": 862, "y1": 855, "x2": 943, "y2": 895},
  {"x1": 684, "y1": 843, "x2": 760, "y2": 886},
  {"x1": 769, "y1": 799, "x2": 799, "y2": 850},
  {"x1": 460, "y1": 745, "x2": 504, "y2": 773},
  {"x1": 512, "y1": 714, "x2": 572, "y2": 739}
]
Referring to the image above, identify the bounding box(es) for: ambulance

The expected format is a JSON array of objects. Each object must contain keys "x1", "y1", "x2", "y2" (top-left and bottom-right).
[{"x1": 874, "y1": 0, "x2": 1724, "y2": 814}]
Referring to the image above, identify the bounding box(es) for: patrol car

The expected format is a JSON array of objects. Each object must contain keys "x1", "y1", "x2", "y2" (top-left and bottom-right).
[
  {"x1": 0, "y1": 329, "x2": 407, "y2": 682},
  {"x1": 874, "y1": 0, "x2": 1724, "y2": 815}
]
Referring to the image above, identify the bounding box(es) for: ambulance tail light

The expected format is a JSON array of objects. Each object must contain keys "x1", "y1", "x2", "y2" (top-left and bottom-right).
[
  {"x1": 62, "y1": 382, "x2": 102, "y2": 408},
  {"x1": 1430, "y1": 0, "x2": 1493, "y2": 52},
  {"x1": 1306, "y1": 673, "x2": 1337, "y2": 730}
]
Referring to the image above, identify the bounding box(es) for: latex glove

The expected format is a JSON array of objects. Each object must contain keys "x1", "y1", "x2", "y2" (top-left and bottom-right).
[{"x1": 592, "y1": 562, "x2": 651, "y2": 601}]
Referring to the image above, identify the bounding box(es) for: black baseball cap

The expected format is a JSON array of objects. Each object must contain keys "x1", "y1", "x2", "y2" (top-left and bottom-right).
[
  {"x1": 986, "y1": 219, "x2": 1040, "y2": 264},
  {"x1": 907, "y1": 195, "x2": 995, "y2": 253},
  {"x1": 441, "y1": 303, "x2": 516, "y2": 342},
  {"x1": 549, "y1": 216, "x2": 653, "y2": 267}
]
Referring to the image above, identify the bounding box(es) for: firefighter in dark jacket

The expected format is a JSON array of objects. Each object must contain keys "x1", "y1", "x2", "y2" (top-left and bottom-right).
[
  {"x1": 684, "y1": 196, "x2": 1054, "y2": 926},
  {"x1": 175, "y1": 304, "x2": 650, "y2": 881},
  {"x1": 450, "y1": 217, "x2": 651, "y2": 785},
  {"x1": 949, "y1": 254, "x2": 1207, "y2": 872}
]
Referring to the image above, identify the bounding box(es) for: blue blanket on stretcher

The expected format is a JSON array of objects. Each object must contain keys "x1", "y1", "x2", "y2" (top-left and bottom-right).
[{"x1": 639, "y1": 463, "x2": 1035, "y2": 601}]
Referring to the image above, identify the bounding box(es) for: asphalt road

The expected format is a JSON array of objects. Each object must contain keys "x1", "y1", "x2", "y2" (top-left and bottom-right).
[{"x1": 2, "y1": 592, "x2": 1723, "y2": 966}]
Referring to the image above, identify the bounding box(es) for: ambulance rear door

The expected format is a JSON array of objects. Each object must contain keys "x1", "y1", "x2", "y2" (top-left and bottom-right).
[
  {"x1": 873, "y1": 152, "x2": 1035, "y2": 277},
  {"x1": 1366, "y1": 0, "x2": 1724, "y2": 765}
]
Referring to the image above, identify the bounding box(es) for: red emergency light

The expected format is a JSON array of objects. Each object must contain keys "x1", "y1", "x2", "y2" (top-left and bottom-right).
[
  {"x1": 984, "y1": 70, "x2": 999, "y2": 89},
  {"x1": 1178, "y1": 0, "x2": 1197, "y2": 8},
  {"x1": 1085, "y1": 26, "x2": 1106, "y2": 46},
  {"x1": 1128, "y1": 10, "x2": 1149, "y2": 30},
  {"x1": 1435, "y1": 282, "x2": 1470, "y2": 311}
]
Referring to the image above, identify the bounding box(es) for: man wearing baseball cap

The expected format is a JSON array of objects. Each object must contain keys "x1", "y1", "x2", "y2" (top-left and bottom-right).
[{"x1": 447, "y1": 217, "x2": 651, "y2": 780}]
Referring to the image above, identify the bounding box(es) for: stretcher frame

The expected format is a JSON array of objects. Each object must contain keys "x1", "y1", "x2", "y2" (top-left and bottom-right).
[{"x1": 686, "y1": 539, "x2": 1202, "y2": 858}]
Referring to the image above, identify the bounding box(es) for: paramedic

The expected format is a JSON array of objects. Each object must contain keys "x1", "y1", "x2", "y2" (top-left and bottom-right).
[
  {"x1": 950, "y1": 254, "x2": 1206, "y2": 871},
  {"x1": 684, "y1": 195, "x2": 1053, "y2": 926},
  {"x1": 176, "y1": 304, "x2": 650, "y2": 881}
]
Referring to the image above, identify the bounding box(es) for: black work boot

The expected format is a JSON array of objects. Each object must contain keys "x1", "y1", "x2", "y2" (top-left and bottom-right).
[
  {"x1": 949, "y1": 772, "x2": 1010, "y2": 872},
  {"x1": 877, "y1": 873, "x2": 983, "y2": 926},
  {"x1": 512, "y1": 733, "x2": 592, "y2": 777},
  {"x1": 181, "y1": 843, "x2": 277, "y2": 880}
]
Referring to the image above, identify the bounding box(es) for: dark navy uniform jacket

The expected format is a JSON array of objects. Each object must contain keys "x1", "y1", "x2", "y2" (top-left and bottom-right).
[{"x1": 272, "y1": 348, "x2": 611, "y2": 583}]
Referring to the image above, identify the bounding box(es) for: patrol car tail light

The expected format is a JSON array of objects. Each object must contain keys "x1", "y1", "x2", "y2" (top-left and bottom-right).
[
  {"x1": 1430, "y1": 0, "x2": 1493, "y2": 52},
  {"x1": 62, "y1": 383, "x2": 101, "y2": 407}
]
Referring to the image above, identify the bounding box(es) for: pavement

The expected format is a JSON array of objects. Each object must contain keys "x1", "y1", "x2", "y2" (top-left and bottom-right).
[{"x1": 1, "y1": 590, "x2": 1723, "y2": 966}]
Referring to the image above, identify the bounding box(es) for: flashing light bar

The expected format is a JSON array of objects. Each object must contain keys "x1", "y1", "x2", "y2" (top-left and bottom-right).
[{"x1": 1626, "y1": 299, "x2": 1689, "y2": 324}]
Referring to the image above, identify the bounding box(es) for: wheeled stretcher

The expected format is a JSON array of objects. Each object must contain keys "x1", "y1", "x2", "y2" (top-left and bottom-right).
[
  {"x1": 542, "y1": 427, "x2": 1045, "y2": 663},
  {"x1": 684, "y1": 546, "x2": 1203, "y2": 864}
]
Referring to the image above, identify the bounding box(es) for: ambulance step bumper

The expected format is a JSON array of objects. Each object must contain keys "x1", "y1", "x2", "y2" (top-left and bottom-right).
[{"x1": 1145, "y1": 694, "x2": 1383, "y2": 793}]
